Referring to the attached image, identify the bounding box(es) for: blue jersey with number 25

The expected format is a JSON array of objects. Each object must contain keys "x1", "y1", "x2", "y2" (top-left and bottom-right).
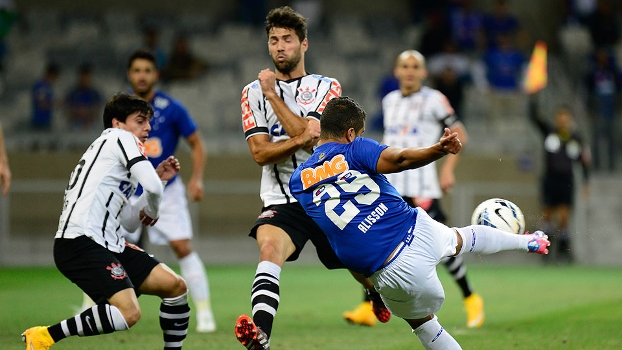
[{"x1": 290, "y1": 137, "x2": 417, "y2": 277}]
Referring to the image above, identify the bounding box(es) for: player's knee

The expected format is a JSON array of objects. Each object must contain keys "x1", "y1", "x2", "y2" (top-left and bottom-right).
[{"x1": 122, "y1": 305, "x2": 142, "y2": 327}]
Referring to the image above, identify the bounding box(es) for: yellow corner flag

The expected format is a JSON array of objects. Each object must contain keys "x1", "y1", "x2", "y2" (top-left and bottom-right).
[{"x1": 523, "y1": 40, "x2": 548, "y2": 94}]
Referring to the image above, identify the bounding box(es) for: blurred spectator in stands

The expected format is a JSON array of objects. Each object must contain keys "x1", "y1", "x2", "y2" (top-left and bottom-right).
[
  {"x1": 448, "y1": 0, "x2": 485, "y2": 54},
  {"x1": 586, "y1": 47, "x2": 621, "y2": 172},
  {"x1": 142, "y1": 27, "x2": 167, "y2": 70},
  {"x1": 31, "y1": 62, "x2": 60, "y2": 131},
  {"x1": 482, "y1": 0, "x2": 519, "y2": 49},
  {"x1": 586, "y1": 0, "x2": 620, "y2": 49},
  {"x1": 0, "y1": 121, "x2": 10, "y2": 196},
  {"x1": 419, "y1": 10, "x2": 451, "y2": 57},
  {"x1": 428, "y1": 39, "x2": 472, "y2": 118},
  {"x1": 483, "y1": 33, "x2": 526, "y2": 91},
  {"x1": 64, "y1": 63, "x2": 102, "y2": 131},
  {"x1": 161, "y1": 34, "x2": 209, "y2": 83}
]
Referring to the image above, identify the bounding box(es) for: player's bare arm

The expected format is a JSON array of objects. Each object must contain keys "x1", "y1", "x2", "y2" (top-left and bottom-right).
[
  {"x1": 377, "y1": 128, "x2": 461, "y2": 174},
  {"x1": 247, "y1": 124, "x2": 319, "y2": 166},
  {"x1": 185, "y1": 131, "x2": 206, "y2": 202},
  {"x1": 258, "y1": 68, "x2": 309, "y2": 137},
  {"x1": 440, "y1": 122, "x2": 468, "y2": 193}
]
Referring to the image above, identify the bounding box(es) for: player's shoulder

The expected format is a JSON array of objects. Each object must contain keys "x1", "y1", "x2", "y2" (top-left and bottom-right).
[
  {"x1": 307, "y1": 73, "x2": 340, "y2": 85},
  {"x1": 152, "y1": 90, "x2": 184, "y2": 111},
  {"x1": 383, "y1": 89, "x2": 402, "y2": 102}
]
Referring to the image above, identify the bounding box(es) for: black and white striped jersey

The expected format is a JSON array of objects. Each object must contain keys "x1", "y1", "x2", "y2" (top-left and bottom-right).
[
  {"x1": 382, "y1": 86, "x2": 459, "y2": 199},
  {"x1": 55, "y1": 128, "x2": 161, "y2": 253},
  {"x1": 241, "y1": 74, "x2": 341, "y2": 206}
]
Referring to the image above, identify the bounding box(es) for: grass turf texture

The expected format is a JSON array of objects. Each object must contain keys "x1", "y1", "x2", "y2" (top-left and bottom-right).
[{"x1": 1, "y1": 265, "x2": 621, "y2": 349}]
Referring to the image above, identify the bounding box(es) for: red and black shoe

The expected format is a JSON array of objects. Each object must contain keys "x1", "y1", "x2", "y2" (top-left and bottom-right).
[
  {"x1": 235, "y1": 314, "x2": 270, "y2": 350},
  {"x1": 366, "y1": 289, "x2": 391, "y2": 323}
]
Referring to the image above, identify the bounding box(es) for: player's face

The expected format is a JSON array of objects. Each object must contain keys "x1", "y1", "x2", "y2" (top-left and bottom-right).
[
  {"x1": 394, "y1": 55, "x2": 427, "y2": 90},
  {"x1": 115, "y1": 112, "x2": 152, "y2": 142},
  {"x1": 267, "y1": 27, "x2": 307, "y2": 74},
  {"x1": 127, "y1": 58, "x2": 158, "y2": 95}
]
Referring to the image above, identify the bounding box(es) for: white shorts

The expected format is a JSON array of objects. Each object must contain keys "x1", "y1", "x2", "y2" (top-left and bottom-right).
[
  {"x1": 369, "y1": 209, "x2": 458, "y2": 319},
  {"x1": 123, "y1": 179, "x2": 193, "y2": 245}
]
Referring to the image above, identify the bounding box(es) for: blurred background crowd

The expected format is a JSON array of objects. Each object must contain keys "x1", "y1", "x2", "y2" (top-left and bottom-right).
[
  {"x1": 1, "y1": 0, "x2": 622, "y2": 265},
  {"x1": 0, "y1": 0, "x2": 619, "y2": 167}
]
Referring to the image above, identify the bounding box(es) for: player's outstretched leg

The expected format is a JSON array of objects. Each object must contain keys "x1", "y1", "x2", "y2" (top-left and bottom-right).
[
  {"x1": 22, "y1": 304, "x2": 130, "y2": 350},
  {"x1": 456, "y1": 226, "x2": 550, "y2": 256},
  {"x1": 235, "y1": 315, "x2": 270, "y2": 350}
]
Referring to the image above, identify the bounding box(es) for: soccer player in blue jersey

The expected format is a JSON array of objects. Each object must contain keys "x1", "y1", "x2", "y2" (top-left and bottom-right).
[
  {"x1": 122, "y1": 49, "x2": 215, "y2": 333},
  {"x1": 80, "y1": 50, "x2": 215, "y2": 332},
  {"x1": 290, "y1": 96, "x2": 550, "y2": 350}
]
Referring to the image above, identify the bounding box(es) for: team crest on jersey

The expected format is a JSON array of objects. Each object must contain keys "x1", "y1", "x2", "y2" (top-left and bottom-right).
[
  {"x1": 153, "y1": 96, "x2": 169, "y2": 109},
  {"x1": 297, "y1": 86, "x2": 316, "y2": 105},
  {"x1": 258, "y1": 210, "x2": 277, "y2": 219},
  {"x1": 318, "y1": 152, "x2": 325, "y2": 160},
  {"x1": 106, "y1": 263, "x2": 127, "y2": 280}
]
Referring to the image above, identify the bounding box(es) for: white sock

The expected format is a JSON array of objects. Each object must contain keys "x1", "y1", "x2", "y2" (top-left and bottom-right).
[
  {"x1": 179, "y1": 252, "x2": 210, "y2": 309},
  {"x1": 413, "y1": 315, "x2": 462, "y2": 350},
  {"x1": 457, "y1": 225, "x2": 530, "y2": 255}
]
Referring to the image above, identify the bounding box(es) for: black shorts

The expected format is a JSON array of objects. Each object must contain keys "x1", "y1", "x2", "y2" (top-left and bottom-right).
[
  {"x1": 54, "y1": 236, "x2": 160, "y2": 304},
  {"x1": 249, "y1": 202, "x2": 345, "y2": 269},
  {"x1": 542, "y1": 175, "x2": 574, "y2": 207},
  {"x1": 403, "y1": 197, "x2": 447, "y2": 223}
]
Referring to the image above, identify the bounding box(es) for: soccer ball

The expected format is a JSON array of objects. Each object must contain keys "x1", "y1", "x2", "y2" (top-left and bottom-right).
[{"x1": 471, "y1": 198, "x2": 525, "y2": 234}]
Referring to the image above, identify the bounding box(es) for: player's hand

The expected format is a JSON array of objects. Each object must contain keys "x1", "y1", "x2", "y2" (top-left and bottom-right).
[
  {"x1": 299, "y1": 119, "x2": 320, "y2": 149},
  {"x1": 258, "y1": 69, "x2": 277, "y2": 97},
  {"x1": 155, "y1": 156, "x2": 180, "y2": 181},
  {"x1": 139, "y1": 209, "x2": 158, "y2": 226},
  {"x1": 187, "y1": 178, "x2": 204, "y2": 202},
  {"x1": 439, "y1": 128, "x2": 461, "y2": 155}
]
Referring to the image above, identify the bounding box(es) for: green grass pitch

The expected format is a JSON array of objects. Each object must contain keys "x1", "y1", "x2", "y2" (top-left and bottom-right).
[{"x1": 1, "y1": 264, "x2": 621, "y2": 349}]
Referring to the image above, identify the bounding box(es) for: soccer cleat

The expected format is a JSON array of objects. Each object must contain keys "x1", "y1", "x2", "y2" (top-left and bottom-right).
[
  {"x1": 343, "y1": 301, "x2": 377, "y2": 326},
  {"x1": 464, "y1": 293, "x2": 485, "y2": 328},
  {"x1": 235, "y1": 314, "x2": 270, "y2": 350},
  {"x1": 22, "y1": 326, "x2": 55, "y2": 350},
  {"x1": 196, "y1": 309, "x2": 217, "y2": 333},
  {"x1": 526, "y1": 230, "x2": 550, "y2": 255},
  {"x1": 367, "y1": 289, "x2": 391, "y2": 323}
]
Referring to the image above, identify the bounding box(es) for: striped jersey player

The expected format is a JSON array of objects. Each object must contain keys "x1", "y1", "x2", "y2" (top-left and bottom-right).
[
  {"x1": 241, "y1": 74, "x2": 341, "y2": 206},
  {"x1": 382, "y1": 85, "x2": 459, "y2": 200},
  {"x1": 55, "y1": 127, "x2": 162, "y2": 252}
]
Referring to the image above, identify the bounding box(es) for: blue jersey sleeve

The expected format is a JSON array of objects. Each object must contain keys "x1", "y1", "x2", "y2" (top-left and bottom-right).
[{"x1": 348, "y1": 137, "x2": 388, "y2": 173}]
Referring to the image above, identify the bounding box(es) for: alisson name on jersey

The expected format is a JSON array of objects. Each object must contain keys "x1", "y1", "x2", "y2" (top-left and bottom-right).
[{"x1": 301, "y1": 154, "x2": 349, "y2": 190}]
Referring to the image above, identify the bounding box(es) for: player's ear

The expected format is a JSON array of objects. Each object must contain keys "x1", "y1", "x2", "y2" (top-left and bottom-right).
[
  {"x1": 111, "y1": 118, "x2": 121, "y2": 128},
  {"x1": 301, "y1": 38, "x2": 308, "y2": 53}
]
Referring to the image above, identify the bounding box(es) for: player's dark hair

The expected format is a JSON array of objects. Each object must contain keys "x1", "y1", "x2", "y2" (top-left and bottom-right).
[
  {"x1": 127, "y1": 49, "x2": 158, "y2": 70},
  {"x1": 320, "y1": 96, "x2": 366, "y2": 139},
  {"x1": 265, "y1": 6, "x2": 307, "y2": 42},
  {"x1": 103, "y1": 93, "x2": 154, "y2": 129}
]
